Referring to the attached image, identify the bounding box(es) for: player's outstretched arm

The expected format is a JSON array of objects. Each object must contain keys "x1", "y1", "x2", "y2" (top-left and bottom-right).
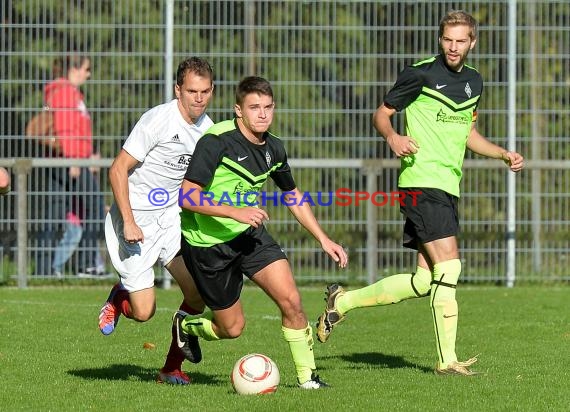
[
  {"x1": 283, "y1": 188, "x2": 348, "y2": 268},
  {"x1": 466, "y1": 126, "x2": 524, "y2": 172}
]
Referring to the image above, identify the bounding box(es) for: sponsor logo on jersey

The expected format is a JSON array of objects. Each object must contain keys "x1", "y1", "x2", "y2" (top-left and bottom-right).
[
  {"x1": 436, "y1": 108, "x2": 470, "y2": 125},
  {"x1": 177, "y1": 154, "x2": 192, "y2": 166},
  {"x1": 163, "y1": 153, "x2": 192, "y2": 170}
]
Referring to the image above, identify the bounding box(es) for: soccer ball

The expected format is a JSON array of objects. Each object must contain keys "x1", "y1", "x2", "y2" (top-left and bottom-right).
[{"x1": 230, "y1": 353, "x2": 280, "y2": 395}]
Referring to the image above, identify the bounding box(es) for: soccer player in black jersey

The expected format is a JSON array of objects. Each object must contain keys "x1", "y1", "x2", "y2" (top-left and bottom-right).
[
  {"x1": 174, "y1": 76, "x2": 348, "y2": 389},
  {"x1": 317, "y1": 10, "x2": 524, "y2": 376}
]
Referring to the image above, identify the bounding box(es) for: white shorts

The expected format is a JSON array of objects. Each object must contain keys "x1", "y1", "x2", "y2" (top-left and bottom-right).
[{"x1": 105, "y1": 204, "x2": 181, "y2": 292}]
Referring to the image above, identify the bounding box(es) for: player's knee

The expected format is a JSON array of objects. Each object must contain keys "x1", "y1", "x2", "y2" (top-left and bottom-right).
[
  {"x1": 131, "y1": 306, "x2": 156, "y2": 322},
  {"x1": 277, "y1": 292, "x2": 304, "y2": 317},
  {"x1": 224, "y1": 326, "x2": 244, "y2": 339},
  {"x1": 412, "y1": 270, "x2": 431, "y2": 296},
  {"x1": 217, "y1": 317, "x2": 245, "y2": 339}
]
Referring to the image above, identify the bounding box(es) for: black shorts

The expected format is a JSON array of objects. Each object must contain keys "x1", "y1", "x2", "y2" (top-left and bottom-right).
[
  {"x1": 180, "y1": 225, "x2": 287, "y2": 310},
  {"x1": 399, "y1": 187, "x2": 459, "y2": 250}
]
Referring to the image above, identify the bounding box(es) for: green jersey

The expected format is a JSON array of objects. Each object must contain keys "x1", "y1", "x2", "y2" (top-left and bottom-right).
[
  {"x1": 383, "y1": 54, "x2": 483, "y2": 197},
  {"x1": 181, "y1": 119, "x2": 296, "y2": 247}
]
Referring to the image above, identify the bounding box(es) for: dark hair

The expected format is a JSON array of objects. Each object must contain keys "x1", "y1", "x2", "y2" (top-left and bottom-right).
[
  {"x1": 439, "y1": 10, "x2": 478, "y2": 40},
  {"x1": 52, "y1": 53, "x2": 90, "y2": 78},
  {"x1": 176, "y1": 57, "x2": 214, "y2": 86},
  {"x1": 235, "y1": 76, "x2": 273, "y2": 105}
]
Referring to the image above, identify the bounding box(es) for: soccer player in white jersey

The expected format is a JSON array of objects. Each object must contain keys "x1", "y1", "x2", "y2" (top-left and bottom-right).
[{"x1": 98, "y1": 57, "x2": 213, "y2": 385}]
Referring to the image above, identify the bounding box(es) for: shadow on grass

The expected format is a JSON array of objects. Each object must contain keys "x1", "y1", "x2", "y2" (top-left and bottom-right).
[
  {"x1": 321, "y1": 352, "x2": 433, "y2": 374},
  {"x1": 67, "y1": 363, "x2": 222, "y2": 384}
]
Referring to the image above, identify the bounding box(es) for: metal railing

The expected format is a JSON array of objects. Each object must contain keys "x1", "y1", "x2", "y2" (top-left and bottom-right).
[{"x1": 1, "y1": 157, "x2": 568, "y2": 288}]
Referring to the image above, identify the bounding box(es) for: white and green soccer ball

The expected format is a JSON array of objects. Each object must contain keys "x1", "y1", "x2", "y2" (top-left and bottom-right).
[{"x1": 231, "y1": 353, "x2": 280, "y2": 395}]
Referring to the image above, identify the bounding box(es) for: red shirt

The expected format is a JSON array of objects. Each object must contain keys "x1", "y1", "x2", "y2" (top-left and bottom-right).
[{"x1": 44, "y1": 79, "x2": 93, "y2": 158}]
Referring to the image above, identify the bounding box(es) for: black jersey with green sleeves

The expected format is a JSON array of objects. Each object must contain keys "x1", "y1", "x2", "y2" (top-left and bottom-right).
[
  {"x1": 184, "y1": 118, "x2": 296, "y2": 193},
  {"x1": 384, "y1": 54, "x2": 482, "y2": 113},
  {"x1": 181, "y1": 119, "x2": 296, "y2": 247},
  {"x1": 383, "y1": 54, "x2": 483, "y2": 197}
]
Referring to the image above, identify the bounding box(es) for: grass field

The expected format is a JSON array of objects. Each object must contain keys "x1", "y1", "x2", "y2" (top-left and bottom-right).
[{"x1": 1, "y1": 284, "x2": 569, "y2": 411}]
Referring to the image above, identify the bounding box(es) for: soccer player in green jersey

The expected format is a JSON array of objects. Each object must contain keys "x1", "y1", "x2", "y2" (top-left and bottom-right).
[
  {"x1": 316, "y1": 10, "x2": 524, "y2": 375},
  {"x1": 174, "y1": 76, "x2": 348, "y2": 389}
]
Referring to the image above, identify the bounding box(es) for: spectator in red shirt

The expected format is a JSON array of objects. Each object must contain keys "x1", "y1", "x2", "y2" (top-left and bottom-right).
[{"x1": 34, "y1": 53, "x2": 105, "y2": 277}]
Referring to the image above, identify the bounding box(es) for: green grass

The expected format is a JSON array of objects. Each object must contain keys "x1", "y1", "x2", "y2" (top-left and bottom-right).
[{"x1": 1, "y1": 285, "x2": 570, "y2": 411}]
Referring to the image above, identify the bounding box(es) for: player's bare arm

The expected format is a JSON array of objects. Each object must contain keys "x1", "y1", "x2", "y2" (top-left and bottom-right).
[
  {"x1": 466, "y1": 126, "x2": 524, "y2": 172},
  {"x1": 109, "y1": 149, "x2": 145, "y2": 242},
  {"x1": 373, "y1": 103, "x2": 419, "y2": 157},
  {"x1": 283, "y1": 188, "x2": 348, "y2": 268},
  {"x1": 0, "y1": 167, "x2": 10, "y2": 195},
  {"x1": 179, "y1": 179, "x2": 269, "y2": 228}
]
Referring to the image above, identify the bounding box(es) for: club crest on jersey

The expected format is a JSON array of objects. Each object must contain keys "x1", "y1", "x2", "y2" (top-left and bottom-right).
[
  {"x1": 265, "y1": 151, "x2": 272, "y2": 167},
  {"x1": 464, "y1": 82, "x2": 472, "y2": 98}
]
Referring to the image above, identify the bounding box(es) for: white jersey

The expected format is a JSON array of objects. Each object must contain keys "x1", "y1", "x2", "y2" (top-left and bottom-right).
[{"x1": 122, "y1": 99, "x2": 213, "y2": 211}]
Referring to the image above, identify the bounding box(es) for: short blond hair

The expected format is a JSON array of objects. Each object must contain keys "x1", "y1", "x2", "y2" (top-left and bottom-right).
[{"x1": 439, "y1": 10, "x2": 478, "y2": 40}]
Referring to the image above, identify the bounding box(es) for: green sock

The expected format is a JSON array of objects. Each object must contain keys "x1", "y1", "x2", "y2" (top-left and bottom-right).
[
  {"x1": 430, "y1": 259, "x2": 461, "y2": 368},
  {"x1": 282, "y1": 324, "x2": 316, "y2": 384},
  {"x1": 337, "y1": 266, "x2": 432, "y2": 314},
  {"x1": 181, "y1": 310, "x2": 220, "y2": 341}
]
